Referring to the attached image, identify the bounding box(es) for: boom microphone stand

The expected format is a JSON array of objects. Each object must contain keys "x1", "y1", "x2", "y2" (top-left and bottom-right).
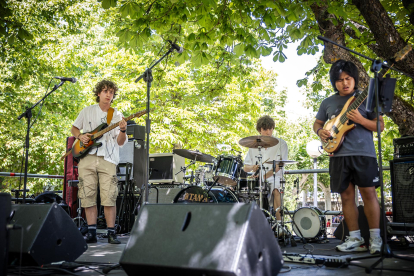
[
  {"x1": 17, "y1": 80, "x2": 70, "y2": 203},
  {"x1": 318, "y1": 36, "x2": 414, "y2": 273},
  {"x1": 134, "y1": 42, "x2": 183, "y2": 204}
]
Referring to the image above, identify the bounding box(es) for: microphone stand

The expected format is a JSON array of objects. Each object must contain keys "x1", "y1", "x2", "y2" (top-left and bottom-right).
[
  {"x1": 318, "y1": 36, "x2": 414, "y2": 273},
  {"x1": 134, "y1": 46, "x2": 175, "y2": 204},
  {"x1": 17, "y1": 80, "x2": 66, "y2": 203}
]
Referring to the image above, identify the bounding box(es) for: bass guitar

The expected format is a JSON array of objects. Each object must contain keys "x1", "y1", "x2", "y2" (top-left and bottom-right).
[
  {"x1": 71, "y1": 109, "x2": 147, "y2": 159},
  {"x1": 322, "y1": 45, "x2": 411, "y2": 154}
]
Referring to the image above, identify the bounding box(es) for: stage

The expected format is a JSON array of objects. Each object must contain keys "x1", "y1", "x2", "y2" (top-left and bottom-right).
[{"x1": 8, "y1": 232, "x2": 413, "y2": 276}]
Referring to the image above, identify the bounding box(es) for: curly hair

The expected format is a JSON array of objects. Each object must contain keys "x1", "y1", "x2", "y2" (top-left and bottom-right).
[
  {"x1": 329, "y1": 60, "x2": 359, "y2": 92},
  {"x1": 93, "y1": 80, "x2": 118, "y2": 103},
  {"x1": 256, "y1": 115, "x2": 275, "y2": 132}
]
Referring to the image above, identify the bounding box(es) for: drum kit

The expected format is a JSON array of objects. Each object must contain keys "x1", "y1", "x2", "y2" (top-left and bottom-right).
[{"x1": 171, "y1": 135, "x2": 327, "y2": 246}]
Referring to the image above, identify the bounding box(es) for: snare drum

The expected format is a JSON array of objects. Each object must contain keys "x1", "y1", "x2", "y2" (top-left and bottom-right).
[
  {"x1": 292, "y1": 206, "x2": 326, "y2": 239},
  {"x1": 214, "y1": 155, "x2": 243, "y2": 186},
  {"x1": 173, "y1": 186, "x2": 239, "y2": 203}
]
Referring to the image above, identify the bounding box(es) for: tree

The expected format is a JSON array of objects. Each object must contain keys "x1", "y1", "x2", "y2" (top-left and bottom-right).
[{"x1": 0, "y1": 0, "x2": 286, "y2": 195}]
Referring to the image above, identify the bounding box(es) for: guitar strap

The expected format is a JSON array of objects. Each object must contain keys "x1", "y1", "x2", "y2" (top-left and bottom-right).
[{"x1": 107, "y1": 107, "x2": 114, "y2": 125}]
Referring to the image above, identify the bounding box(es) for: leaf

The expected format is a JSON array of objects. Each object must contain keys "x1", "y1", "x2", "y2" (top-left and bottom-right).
[
  {"x1": 234, "y1": 43, "x2": 244, "y2": 57},
  {"x1": 260, "y1": 46, "x2": 273, "y2": 56},
  {"x1": 102, "y1": 0, "x2": 111, "y2": 9}
]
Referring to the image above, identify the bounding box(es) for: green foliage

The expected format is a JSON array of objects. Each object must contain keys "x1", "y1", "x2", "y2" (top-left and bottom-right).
[{"x1": 0, "y1": 0, "x2": 285, "y2": 196}]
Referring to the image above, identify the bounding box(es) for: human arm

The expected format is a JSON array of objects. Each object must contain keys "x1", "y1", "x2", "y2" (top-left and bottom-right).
[
  {"x1": 71, "y1": 126, "x2": 92, "y2": 144},
  {"x1": 313, "y1": 119, "x2": 331, "y2": 142},
  {"x1": 117, "y1": 118, "x2": 127, "y2": 146},
  {"x1": 347, "y1": 110, "x2": 384, "y2": 132}
]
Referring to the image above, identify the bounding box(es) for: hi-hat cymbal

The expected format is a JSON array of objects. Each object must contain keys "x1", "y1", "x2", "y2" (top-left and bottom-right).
[
  {"x1": 239, "y1": 136, "x2": 279, "y2": 148},
  {"x1": 265, "y1": 160, "x2": 298, "y2": 166},
  {"x1": 213, "y1": 176, "x2": 237, "y2": 186},
  {"x1": 173, "y1": 149, "x2": 215, "y2": 163}
]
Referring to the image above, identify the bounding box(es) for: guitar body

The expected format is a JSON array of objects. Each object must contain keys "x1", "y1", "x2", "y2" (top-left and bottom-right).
[
  {"x1": 72, "y1": 123, "x2": 108, "y2": 159},
  {"x1": 322, "y1": 96, "x2": 356, "y2": 154}
]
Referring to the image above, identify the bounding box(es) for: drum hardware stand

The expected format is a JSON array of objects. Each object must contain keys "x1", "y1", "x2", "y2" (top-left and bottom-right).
[
  {"x1": 256, "y1": 145, "x2": 265, "y2": 209},
  {"x1": 272, "y1": 160, "x2": 305, "y2": 246},
  {"x1": 200, "y1": 177, "x2": 220, "y2": 202},
  {"x1": 175, "y1": 159, "x2": 197, "y2": 185}
]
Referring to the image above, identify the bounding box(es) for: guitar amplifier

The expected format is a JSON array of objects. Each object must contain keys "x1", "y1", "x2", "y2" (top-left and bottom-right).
[
  {"x1": 394, "y1": 136, "x2": 414, "y2": 158},
  {"x1": 126, "y1": 124, "x2": 145, "y2": 140}
]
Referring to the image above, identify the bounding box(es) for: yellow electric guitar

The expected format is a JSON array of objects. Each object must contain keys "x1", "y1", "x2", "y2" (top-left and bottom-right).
[
  {"x1": 62, "y1": 109, "x2": 147, "y2": 160},
  {"x1": 322, "y1": 45, "x2": 411, "y2": 154}
]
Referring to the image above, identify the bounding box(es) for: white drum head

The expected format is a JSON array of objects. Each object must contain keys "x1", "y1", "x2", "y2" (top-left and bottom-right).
[{"x1": 292, "y1": 207, "x2": 321, "y2": 238}]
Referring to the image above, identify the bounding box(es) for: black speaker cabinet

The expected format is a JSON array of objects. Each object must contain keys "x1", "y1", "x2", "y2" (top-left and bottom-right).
[
  {"x1": 118, "y1": 139, "x2": 147, "y2": 187},
  {"x1": 8, "y1": 203, "x2": 88, "y2": 266},
  {"x1": 120, "y1": 203, "x2": 283, "y2": 276},
  {"x1": 390, "y1": 157, "x2": 414, "y2": 223},
  {"x1": 1, "y1": 193, "x2": 11, "y2": 275}
]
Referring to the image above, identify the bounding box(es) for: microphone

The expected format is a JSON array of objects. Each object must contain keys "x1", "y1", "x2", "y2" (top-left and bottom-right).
[
  {"x1": 168, "y1": 40, "x2": 184, "y2": 53},
  {"x1": 54, "y1": 76, "x2": 77, "y2": 83}
]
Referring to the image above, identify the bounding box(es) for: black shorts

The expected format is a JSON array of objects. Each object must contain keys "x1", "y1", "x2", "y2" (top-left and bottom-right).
[{"x1": 329, "y1": 156, "x2": 380, "y2": 193}]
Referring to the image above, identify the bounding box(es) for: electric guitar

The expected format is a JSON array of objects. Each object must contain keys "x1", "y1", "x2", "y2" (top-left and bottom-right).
[
  {"x1": 322, "y1": 45, "x2": 411, "y2": 154},
  {"x1": 70, "y1": 109, "x2": 147, "y2": 159}
]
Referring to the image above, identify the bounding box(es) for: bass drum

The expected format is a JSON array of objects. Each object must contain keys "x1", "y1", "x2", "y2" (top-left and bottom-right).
[
  {"x1": 292, "y1": 206, "x2": 326, "y2": 239},
  {"x1": 173, "y1": 186, "x2": 239, "y2": 203}
]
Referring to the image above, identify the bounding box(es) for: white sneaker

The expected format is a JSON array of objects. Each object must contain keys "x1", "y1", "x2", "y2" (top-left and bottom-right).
[
  {"x1": 336, "y1": 236, "x2": 368, "y2": 252},
  {"x1": 369, "y1": 237, "x2": 382, "y2": 255}
]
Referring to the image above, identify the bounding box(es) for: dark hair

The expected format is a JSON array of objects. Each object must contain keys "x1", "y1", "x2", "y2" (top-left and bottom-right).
[
  {"x1": 256, "y1": 115, "x2": 275, "y2": 132},
  {"x1": 329, "y1": 60, "x2": 359, "y2": 92},
  {"x1": 93, "y1": 80, "x2": 118, "y2": 103}
]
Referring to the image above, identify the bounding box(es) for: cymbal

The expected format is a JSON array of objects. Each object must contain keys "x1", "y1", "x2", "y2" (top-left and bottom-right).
[
  {"x1": 173, "y1": 149, "x2": 215, "y2": 163},
  {"x1": 265, "y1": 160, "x2": 298, "y2": 165},
  {"x1": 239, "y1": 136, "x2": 279, "y2": 148}
]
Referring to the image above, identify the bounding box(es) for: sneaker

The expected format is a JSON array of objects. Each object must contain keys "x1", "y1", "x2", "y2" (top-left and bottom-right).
[
  {"x1": 108, "y1": 232, "x2": 121, "y2": 244},
  {"x1": 85, "y1": 233, "x2": 97, "y2": 243},
  {"x1": 336, "y1": 237, "x2": 367, "y2": 252},
  {"x1": 369, "y1": 237, "x2": 382, "y2": 255}
]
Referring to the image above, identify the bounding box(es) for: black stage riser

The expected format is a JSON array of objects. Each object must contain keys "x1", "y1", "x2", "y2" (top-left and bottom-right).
[
  {"x1": 1, "y1": 193, "x2": 11, "y2": 275},
  {"x1": 390, "y1": 157, "x2": 414, "y2": 223},
  {"x1": 8, "y1": 203, "x2": 87, "y2": 266},
  {"x1": 120, "y1": 203, "x2": 283, "y2": 276}
]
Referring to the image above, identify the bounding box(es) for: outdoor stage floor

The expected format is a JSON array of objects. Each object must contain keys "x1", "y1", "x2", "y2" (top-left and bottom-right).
[{"x1": 51, "y1": 234, "x2": 414, "y2": 276}]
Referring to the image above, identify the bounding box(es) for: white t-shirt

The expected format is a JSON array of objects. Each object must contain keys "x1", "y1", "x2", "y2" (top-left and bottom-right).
[
  {"x1": 73, "y1": 104, "x2": 127, "y2": 165},
  {"x1": 244, "y1": 137, "x2": 288, "y2": 190}
]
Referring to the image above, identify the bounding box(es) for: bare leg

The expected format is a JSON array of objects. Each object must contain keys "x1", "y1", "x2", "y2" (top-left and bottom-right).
[
  {"x1": 340, "y1": 183, "x2": 359, "y2": 231},
  {"x1": 84, "y1": 206, "x2": 97, "y2": 225},
  {"x1": 104, "y1": 206, "x2": 116, "y2": 228},
  {"x1": 359, "y1": 187, "x2": 380, "y2": 229},
  {"x1": 273, "y1": 189, "x2": 281, "y2": 220}
]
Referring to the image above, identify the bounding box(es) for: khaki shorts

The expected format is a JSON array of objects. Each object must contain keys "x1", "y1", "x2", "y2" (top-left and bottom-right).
[{"x1": 77, "y1": 154, "x2": 118, "y2": 208}]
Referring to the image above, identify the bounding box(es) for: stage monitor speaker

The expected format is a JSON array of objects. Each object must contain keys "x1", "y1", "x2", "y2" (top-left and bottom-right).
[
  {"x1": 390, "y1": 157, "x2": 414, "y2": 223},
  {"x1": 118, "y1": 139, "x2": 147, "y2": 187},
  {"x1": 1, "y1": 193, "x2": 11, "y2": 276},
  {"x1": 120, "y1": 203, "x2": 283, "y2": 276},
  {"x1": 147, "y1": 185, "x2": 182, "y2": 204},
  {"x1": 8, "y1": 203, "x2": 88, "y2": 266},
  {"x1": 149, "y1": 153, "x2": 185, "y2": 184}
]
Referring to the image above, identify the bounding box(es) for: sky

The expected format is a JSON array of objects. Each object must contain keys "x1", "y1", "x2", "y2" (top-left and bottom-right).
[{"x1": 260, "y1": 41, "x2": 322, "y2": 121}]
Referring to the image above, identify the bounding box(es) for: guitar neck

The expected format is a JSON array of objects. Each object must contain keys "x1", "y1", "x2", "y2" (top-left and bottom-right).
[
  {"x1": 92, "y1": 110, "x2": 147, "y2": 138},
  {"x1": 339, "y1": 65, "x2": 391, "y2": 124}
]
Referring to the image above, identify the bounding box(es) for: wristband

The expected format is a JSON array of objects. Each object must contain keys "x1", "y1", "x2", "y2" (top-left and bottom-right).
[
  {"x1": 77, "y1": 133, "x2": 82, "y2": 139},
  {"x1": 316, "y1": 128, "x2": 323, "y2": 136},
  {"x1": 120, "y1": 129, "x2": 126, "y2": 133}
]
